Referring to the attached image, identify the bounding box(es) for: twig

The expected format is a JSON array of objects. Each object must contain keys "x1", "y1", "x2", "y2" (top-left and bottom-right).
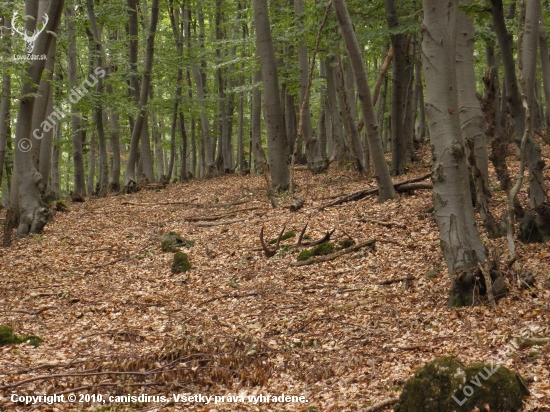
[
  {"x1": 195, "y1": 218, "x2": 247, "y2": 227},
  {"x1": 290, "y1": 239, "x2": 376, "y2": 266},
  {"x1": 198, "y1": 292, "x2": 263, "y2": 306},
  {"x1": 0, "y1": 306, "x2": 58, "y2": 315},
  {"x1": 365, "y1": 397, "x2": 399, "y2": 411},
  {"x1": 94, "y1": 258, "x2": 124, "y2": 268}
]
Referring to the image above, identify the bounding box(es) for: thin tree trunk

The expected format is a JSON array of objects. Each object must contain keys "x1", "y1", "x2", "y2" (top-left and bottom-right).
[
  {"x1": 491, "y1": 0, "x2": 525, "y2": 140},
  {"x1": 539, "y1": 20, "x2": 550, "y2": 127},
  {"x1": 51, "y1": 123, "x2": 60, "y2": 197},
  {"x1": 88, "y1": 133, "x2": 96, "y2": 195},
  {"x1": 333, "y1": 0, "x2": 396, "y2": 201},
  {"x1": 123, "y1": 0, "x2": 159, "y2": 192},
  {"x1": 0, "y1": 4, "x2": 12, "y2": 192},
  {"x1": 385, "y1": 0, "x2": 407, "y2": 175}
]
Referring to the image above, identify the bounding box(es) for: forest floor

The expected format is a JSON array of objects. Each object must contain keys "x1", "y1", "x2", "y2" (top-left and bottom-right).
[{"x1": 1, "y1": 145, "x2": 550, "y2": 411}]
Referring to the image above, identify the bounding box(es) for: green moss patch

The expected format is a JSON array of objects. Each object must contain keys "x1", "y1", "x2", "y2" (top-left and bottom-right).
[
  {"x1": 395, "y1": 357, "x2": 529, "y2": 412},
  {"x1": 172, "y1": 252, "x2": 191, "y2": 274},
  {"x1": 161, "y1": 232, "x2": 194, "y2": 252},
  {"x1": 0, "y1": 326, "x2": 41, "y2": 347},
  {"x1": 269, "y1": 231, "x2": 296, "y2": 244},
  {"x1": 297, "y1": 242, "x2": 334, "y2": 262},
  {"x1": 339, "y1": 239, "x2": 355, "y2": 249}
]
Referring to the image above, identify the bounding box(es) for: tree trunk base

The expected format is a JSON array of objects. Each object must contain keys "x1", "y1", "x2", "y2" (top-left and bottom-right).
[
  {"x1": 518, "y1": 204, "x2": 550, "y2": 243},
  {"x1": 449, "y1": 254, "x2": 507, "y2": 307}
]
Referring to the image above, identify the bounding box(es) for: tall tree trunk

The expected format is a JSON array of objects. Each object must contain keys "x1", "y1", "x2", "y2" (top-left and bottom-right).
[
  {"x1": 88, "y1": 133, "x2": 96, "y2": 195},
  {"x1": 539, "y1": 21, "x2": 550, "y2": 128},
  {"x1": 385, "y1": 0, "x2": 407, "y2": 175},
  {"x1": 456, "y1": 2, "x2": 491, "y2": 193},
  {"x1": 253, "y1": 0, "x2": 290, "y2": 190},
  {"x1": 0, "y1": 4, "x2": 12, "y2": 192},
  {"x1": 123, "y1": 0, "x2": 159, "y2": 192},
  {"x1": 333, "y1": 0, "x2": 396, "y2": 202},
  {"x1": 414, "y1": 58, "x2": 426, "y2": 141},
  {"x1": 50, "y1": 123, "x2": 60, "y2": 197},
  {"x1": 12, "y1": 0, "x2": 64, "y2": 234},
  {"x1": 87, "y1": 0, "x2": 108, "y2": 197},
  {"x1": 491, "y1": 0, "x2": 525, "y2": 140},
  {"x1": 517, "y1": 0, "x2": 550, "y2": 243},
  {"x1": 325, "y1": 58, "x2": 347, "y2": 164},
  {"x1": 179, "y1": 112, "x2": 188, "y2": 181},
  {"x1": 422, "y1": 0, "x2": 499, "y2": 307},
  {"x1": 66, "y1": 5, "x2": 86, "y2": 200},
  {"x1": 252, "y1": 69, "x2": 267, "y2": 174}
]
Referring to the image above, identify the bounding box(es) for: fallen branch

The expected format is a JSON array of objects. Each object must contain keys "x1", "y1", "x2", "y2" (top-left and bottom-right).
[
  {"x1": 290, "y1": 239, "x2": 376, "y2": 266},
  {"x1": 195, "y1": 219, "x2": 247, "y2": 227},
  {"x1": 365, "y1": 397, "x2": 399, "y2": 412},
  {"x1": 122, "y1": 199, "x2": 196, "y2": 206},
  {"x1": 199, "y1": 292, "x2": 263, "y2": 306},
  {"x1": 317, "y1": 173, "x2": 431, "y2": 211},
  {"x1": 516, "y1": 336, "x2": 550, "y2": 348},
  {"x1": 0, "y1": 306, "x2": 58, "y2": 315},
  {"x1": 378, "y1": 276, "x2": 414, "y2": 285}
]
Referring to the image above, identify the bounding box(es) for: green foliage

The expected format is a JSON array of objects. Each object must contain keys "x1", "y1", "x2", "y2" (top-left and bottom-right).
[
  {"x1": 0, "y1": 326, "x2": 41, "y2": 347},
  {"x1": 339, "y1": 238, "x2": 355, "y2": 249},
  {"x1": 171, "y1": 252, "x2": 191, "y2": 274}
]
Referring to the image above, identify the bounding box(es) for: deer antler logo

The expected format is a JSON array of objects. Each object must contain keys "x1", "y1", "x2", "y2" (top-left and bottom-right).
[{"x1": 11, "y1": 12, "x2": 49, "y2": 55}]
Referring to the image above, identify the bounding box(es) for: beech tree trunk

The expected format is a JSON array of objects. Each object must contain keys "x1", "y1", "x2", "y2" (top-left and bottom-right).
[
  {"x1": 491, "y1": 0, "x2": 525, "y2": 139},
  {"x1": 253, "y1": 0, "x2": 290, "y2": 190},
  {"x1": 66, "y1": 5, "x2": 86, "y2": 199},
  {"x1": 518, "y1": 0, "x2": 550, "y2": 243},
  {"x1": 0, "y1": 4, "x2": 12, "y2": 192},
  {"x1": 333, "y1": 0, "x2": 396, "y2": 202},
  {"x1": 385, "y1": 0, "x2": 407, "y2": 175},
  {"x1": 123, "y1": 0, "x2": 159, "y2": 192},
  {"x1": 325, "y1": 58, "x2": 347, "y2": 164},
  {"x1": 539, "y1": 21, "x2": 550, "y2": 128},
  {"x1": 422, "y1": 0, "x2": 497, "y2": 307},
  {"x1": 12, "y1": 0, "x2": 64, "y2": 234}
]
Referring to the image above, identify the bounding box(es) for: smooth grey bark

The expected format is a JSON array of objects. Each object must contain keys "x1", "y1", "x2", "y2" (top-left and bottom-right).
[
  {"x1": 456, "y1": 3, "x2": 490, "y2": 195},
  {"x1": 521, "y1": 0, "x2": 546, "y2": 210},
  {"x1": 422, "y1": 0, "x2": 492, "y2": 306},
  {"x1": 12, "y1": 0, "x2": 64, "y2": 234},
  {"x1": 66, "y1": 5, "x2": 86, "y2": 199},
  {"x1": 0, "y1": 5, "x2": 12, "y2": 191},
  {"x1": 50, "y1": 123, "x2": 60, "y2": 197},
  {"x1": 295, "y1": 0, "x2": 317, "y2": 170},
  {"x1": 87, "y1": 0, "x2": 108, "y2": 197},
  {"x1": 253, "y1": 0, "x2": 290, "y2": 190},
  {"x1": 333, "y1": 0, "x2": 396, "y2": 201},
  {"x1": 325, "y1": 58, "x2": 346, "y2": 163},
  {"x1": 179, "y1": 112, "x2": 188, "y2": 181},
  {"x1": 123, "y1": 0, "x2": 159, "y2": 192},
  {"x1": 38, "y1": 85, "x2": 55, "y2": 199},
  {"x1": 539, "y1": 22, "x2": 550, "y2": 127},
  {"x1": 88, "y1": 133, "x2": 96, "y2": 195},
  {"x1": 414, "y1": 57, "x2": 426, "y2": 141},
  {"x1": 334, "y1": 55, "x2": 365, "y2": 172},
  {"x1": 105, "y1": 69, "x2": 121, "y2": 191},
  {"x1": 402, "y1": 42, "x2": 416, "y2": 164},
  {"x1": 491, "y1": 0, "x2": 525, "y2": 139},
  {"x1": 251, "y1": 69, "x2": 267, "y2": 174},
  {"x1": 385, "y1": 0, "x2": 407, "y2": 175},
  {"x1": 185, "y1": 7, "x2": 214, "y2": 175}
]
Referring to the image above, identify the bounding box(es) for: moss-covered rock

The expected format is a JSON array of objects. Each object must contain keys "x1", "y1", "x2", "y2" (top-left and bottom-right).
[
  {"x1": 296, "y1": 242, "x2": 334, "y2": 261},
  {"x1": 171, "y1": 252, "x2": 191, "y2": 274},
  {"x1": 0, "y1": 325, "x2": 41, "y2": 347},
  {"x1": 269, "y1": 231, "x2": 296, "y2": 244},
  {"x1": 395, "y1": 357, "x2": 529, "y2": 412},
  {"x1": 161, "y1": 232, "x2": 194, "y2": 252}
]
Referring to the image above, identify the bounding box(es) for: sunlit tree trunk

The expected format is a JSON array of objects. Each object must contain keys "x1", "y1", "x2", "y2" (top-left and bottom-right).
[{"x1": 0, "y1": 4, "x2": 12, "y2": 192}]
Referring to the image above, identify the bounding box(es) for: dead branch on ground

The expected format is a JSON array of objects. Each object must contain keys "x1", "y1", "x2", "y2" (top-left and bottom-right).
[
  {"x1": 317, "y1": 172, "x2": 431, "y2": 211},
  {"x1": 290, "y1": 239, "x2": 376, "y2": 266}
]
